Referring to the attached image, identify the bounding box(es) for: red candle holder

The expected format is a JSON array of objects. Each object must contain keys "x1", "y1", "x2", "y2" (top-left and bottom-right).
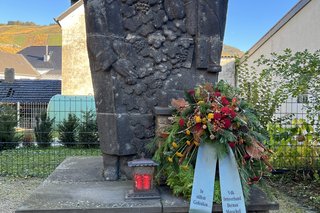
[{"x1": 126, "y1": 157, "x2": 160, "y2": 199}]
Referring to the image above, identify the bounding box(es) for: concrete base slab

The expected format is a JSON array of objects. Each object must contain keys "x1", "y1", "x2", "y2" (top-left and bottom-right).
[{"x1": 16, "y1": 157, "x2": 279, "y2": 213}]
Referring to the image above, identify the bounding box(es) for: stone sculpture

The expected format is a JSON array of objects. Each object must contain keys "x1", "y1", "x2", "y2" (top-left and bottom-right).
[{"x1": 83, "y1": 0, "x2": 228, "y2": 180}]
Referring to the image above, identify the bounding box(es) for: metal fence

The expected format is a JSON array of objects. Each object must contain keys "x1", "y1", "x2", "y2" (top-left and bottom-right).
[
  {"x1": 0, "y1": 96, "x2": 319, "y2": 177},
  {"x1": 271, "y1": 96, "x2": 320, "y2": 171},
  {"x1": 0, "y1": 98, "x2": 100, "y2": 177}
]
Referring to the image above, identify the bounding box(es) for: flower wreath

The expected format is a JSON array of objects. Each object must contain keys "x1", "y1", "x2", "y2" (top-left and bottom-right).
[{"x1": 152, "y1": 81, "x2": 273, "y2": 201}]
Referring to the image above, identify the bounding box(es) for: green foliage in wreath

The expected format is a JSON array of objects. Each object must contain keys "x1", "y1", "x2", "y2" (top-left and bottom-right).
[{"x1": 151, "y1": 81, "x2": 273, "y2": 201}]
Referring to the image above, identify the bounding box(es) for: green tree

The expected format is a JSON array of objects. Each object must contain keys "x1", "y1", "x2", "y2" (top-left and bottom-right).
[
  {"x1": 57, "y1": 113, "x2": 79, "y2": 147},
  {"x1": 255, "y1": 49, "x2": 320, "y2": 127},
  {"x1": 34, "y1": 111, "x2": 54, "y2": 148},
  {"x1": 236, "y1": 56, "x2": 288, "y2": 127},
  {"x1": 0, "y1": 105, "x2": 18, "y2": 151},
  {"x1": 78, "y1": 111, "x2": 99, "y2": 148},
  {"x1": 237, "y1": 49, "x2": 320, "y2": 127}
]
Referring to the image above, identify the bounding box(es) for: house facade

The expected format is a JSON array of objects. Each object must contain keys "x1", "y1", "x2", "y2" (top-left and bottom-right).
[
  {"x1": 242, "y1": 0, "x2": 320, "y2": 120},
  {"x1": 245, "y1": 0, "x2": 319, "y2": 64},
  {"x1": 18, "y1": 46, "x2": 62, "y2": 80},
  {"x1": 0, "y1": 51, "x2": 40, "y2": 80},
  {"x1": 55, "y1": 0, "x2": 93, "y2": 96}
]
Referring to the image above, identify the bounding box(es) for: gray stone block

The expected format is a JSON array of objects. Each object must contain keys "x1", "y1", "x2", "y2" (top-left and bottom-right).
[
  {"x1": 16, "y1": 157, "x2": 279, "y2": 213},
  {"x1": 83, "y1": 0, "x2": 228, "y2": 180}
]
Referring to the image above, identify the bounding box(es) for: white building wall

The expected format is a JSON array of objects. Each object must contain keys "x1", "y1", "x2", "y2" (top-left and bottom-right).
[
  {"x1": 59, "y1": 4, "x2": 94, "y2": 96},
  {"x1": 244, "y1": 0, "x2": 320, "y2": 121},
  {"x1": 219, "y1": 57, "x2": 236, "y2": 86},
  {"x1": 246, "y1": 0, "x2": 320, "y2": 65}
]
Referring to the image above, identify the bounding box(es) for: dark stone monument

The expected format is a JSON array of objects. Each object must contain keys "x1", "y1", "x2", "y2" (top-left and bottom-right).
[{"x1": 83, "y1": 0, "x2": 228, "y2": 180}]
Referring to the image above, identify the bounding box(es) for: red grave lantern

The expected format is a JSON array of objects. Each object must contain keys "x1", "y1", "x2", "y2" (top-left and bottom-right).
[{"x1": 126, "y1": 157, "x2": 160, "y2": 199}]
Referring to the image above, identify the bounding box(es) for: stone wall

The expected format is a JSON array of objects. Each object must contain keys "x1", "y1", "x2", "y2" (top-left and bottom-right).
[{"x1": 59, "y1": 4, "x2": 94, "y2": 96}]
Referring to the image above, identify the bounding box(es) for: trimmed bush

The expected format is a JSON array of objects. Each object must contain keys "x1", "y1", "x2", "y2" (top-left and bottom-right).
[
  {"x1": 0, "y1": 105, "x2": 18, "y2": 151},
  {"x1": 57, "y1": 113, "x2": 79, "y2": 147},
  {"x1": 34, "y1": 111, "x2": 54, "y2": 148},
  {"x1": 78, "y1": 111, "x2": 99, "y2": 148}
]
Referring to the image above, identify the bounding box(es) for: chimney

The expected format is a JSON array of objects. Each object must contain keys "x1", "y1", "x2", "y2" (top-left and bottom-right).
[
  {"x1": 4, "y1": 68, "x2": 15, "y2": 83},
  {"x1": 71, "y1": 0, "x2": 78, "y2": 5},
  {"x1": 43, "y1": 45, "x2": 50, "y2": 62}
]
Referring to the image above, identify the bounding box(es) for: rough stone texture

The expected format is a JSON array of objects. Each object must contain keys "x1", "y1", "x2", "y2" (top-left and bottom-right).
[
  {"x1": 83, "y1": 0, "x2": 228, "y2": 180},
  {"x1": 15, "y1": 157, "x2": 279, "y2": 213},
  {"x1": 154, "y1": 107, "x2": 173, "y2": 138}
]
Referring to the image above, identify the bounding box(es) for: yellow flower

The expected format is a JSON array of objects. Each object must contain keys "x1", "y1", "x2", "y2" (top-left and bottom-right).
[
  {"x1": 172, "y1": 142, "x2": 179, "y2": 149},
  {"x1": 167, "y1": 157, "x2": 173, "y2": 163},
  {"x1": 207, "y1": 113, "x2": 214, "y2": 120},
  {"x1": 176, "y1": 152, "x2": 184, "y2": 158},
  {"x1": 195, "y1": 115, "x2": 201, "y2": 123},
  {"x1": 186, "y1": 130, "x2": 191, "y2": 135},
  {"x1": 194, "y1": 141, "x2": 200, "y2": 146},
  {"x1": 186, "y1": 140, "x2": 191, "y2": 146},
  {"x1": 181, "y1": 165, "x2": 189, "y2": 170},
  {"x1": 202, "y1": 117, "x2": 207, "y2": 124},
  {"x1": 197, "y1": 101, "x2": 205, "y2": 105}
]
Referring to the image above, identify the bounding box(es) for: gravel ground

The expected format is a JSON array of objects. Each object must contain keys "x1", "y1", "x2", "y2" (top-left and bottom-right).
[
  {"x1": 0, "y1": 177, "x2": 317, "y2": 213},
  {"x1": 262, "y1": 184, "x2": 318, "y2": 213},
  {"x1": 0, "y1": 177, "x2": 44, "y2": 213}
]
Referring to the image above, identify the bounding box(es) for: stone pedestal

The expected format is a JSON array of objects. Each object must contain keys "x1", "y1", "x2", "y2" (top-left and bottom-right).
[{"x1": 16, "y1": 157, "x2": 279, "y2": 213}]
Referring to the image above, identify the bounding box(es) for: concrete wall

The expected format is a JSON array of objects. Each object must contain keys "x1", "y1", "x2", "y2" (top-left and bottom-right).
[
  {"x1": 219, "y1": 57, "x2": 236, "y2": 86},
  {"x1": 59, "y1": 4, "x2": 93, "y2": 96},
  {"x1": 246, "y1": 0, "x2": 320, "y2": 66}
]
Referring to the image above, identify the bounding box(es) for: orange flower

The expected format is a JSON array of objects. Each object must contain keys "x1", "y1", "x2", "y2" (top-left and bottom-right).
[
  {"x1": 186, "y1": 130, "x2": 191, "y2": 135},
  {"x1": 181, "y1": 165, "x2": 189, "y2": 170},
  {"x1": 172, "y1": 142, "x2": 179, "y2": 149},
  {"x1": 186, "y1": 140, "x2": 191, "y2": 146},
  {"x1": 207, "y1": 113, "x2": 214, "y2": 120},
  {"x1": 195, "y1": 115, "x2": 201, "y2": 123},
  {"x1": 202, "y1": 117, "x2": 207, "y2": 124},
  {"x1": 176, "y1": 152, "x2": 184, "y2": 157},
  {"x1": 197, "y1": 101, "x2": 205, "y2": 105}
]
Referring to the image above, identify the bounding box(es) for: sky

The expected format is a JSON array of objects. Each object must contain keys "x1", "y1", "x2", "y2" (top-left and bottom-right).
[{"x1": 0, "y1": 0, "x2": 300, "y2": 51}]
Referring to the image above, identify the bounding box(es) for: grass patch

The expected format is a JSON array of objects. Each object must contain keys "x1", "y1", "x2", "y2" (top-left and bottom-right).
[
  {"x1": 0, "y1": 146, "x2": 101, "y2": 178},
  {"x1": 48, "y1": 33, "x2": 62, "y2": 46},
  {"x1": 13, "y1": 35, "x2": 26, "y2": 47}
]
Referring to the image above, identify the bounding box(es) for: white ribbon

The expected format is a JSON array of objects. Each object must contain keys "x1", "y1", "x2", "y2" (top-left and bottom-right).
[
  {"x1": 219, "y1": 146, "x2": 246, "y2": 213},
  {"x1": 189, "y1": 142, "x2": 218, "y2": 213},
  {"x1": 189, "y1": 145, "x2": 246, "y2": 213}
]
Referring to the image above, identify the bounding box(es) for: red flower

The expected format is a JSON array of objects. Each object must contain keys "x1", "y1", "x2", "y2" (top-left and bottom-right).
[
  {"x1": 179, "y1": 118, "x2": 185, "y2": 127},
  {"x1": 221, "y1": 106, "x2": 230, "y2": 114},
  {"x1": 221, "y1": 96, "x2": 230, "y2": 106},
  {"x1": 188, "y1": 90, "x2": 195, "y2": 95},
  {"x1": 223, "y1": 118, "x2": 231, "y2": 129},
  {"x1": 244, "y1": 154, "x2": 251, "y2": 160},
  {"x1": 214, "y1": 91, "x2": 221, "y2": 97},
  {"x1": 229, "y1": 109, "x2": 237, "y2": 119},
  {"x1": 251, "y1": 176, "x2": 260, "y2": 182},
  {"x1": 194, "y1": 123, "x2": 202, "y2": 132},
  {"x1": 214, "y1": 112, "x2": 222, "y2": 120},
  {"x1": 228, "y1": 142, "x2": 236, "y2": 149},
  {"x1": 232, "y1": 97, "x2": 237, "y2": 103}
]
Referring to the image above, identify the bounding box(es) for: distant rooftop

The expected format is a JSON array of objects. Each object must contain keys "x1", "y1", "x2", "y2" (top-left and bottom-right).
[
  {"x1": 18, "y1": 46, "x2": 62, "y2": 72},
  {"x1": 0, "y1": 80, "x2": 61, "y2": 103},
  {"x1": 0, "y1": 51, "x2": 40, "y2": 78}
]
